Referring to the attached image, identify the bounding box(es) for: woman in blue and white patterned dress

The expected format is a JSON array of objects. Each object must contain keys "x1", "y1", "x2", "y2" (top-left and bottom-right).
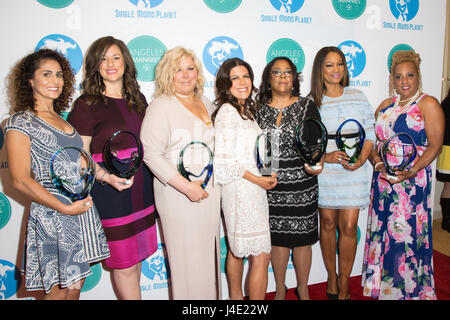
[
  {"x1": 308, "y1": 46, "x2": 375, "y2": 300},
  {"x1": 5, "y1": 49, "x2": 109, "y2": 299}
]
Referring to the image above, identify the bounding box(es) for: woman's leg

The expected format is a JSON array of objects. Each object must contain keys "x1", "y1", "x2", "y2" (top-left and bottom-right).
[
  {"x1": 110, "y1": 262, "x2": 142, "y2": 300},
  {"x1": 44, "y1": 278, "x2": 85, "y2": 300},
  {"x1": 247, "y1": 252, "x2": 271, "y2": 300},
  {"x1": 269, "y1": 246, "x2": 290, "y2": 300},
  {"x1": 319, "y1": 208, "x2": 339, "y2": 297},
  {"x1": 337, "y1": 208, "x2": 360, "y2": 300},
  {"x1": 66, "y1": 278, "x2": 85, "y2": 300},
  {"x1": 226, "y1": 250, "x2": 244, "y2": 300},
  {"x1": 292, "y1": 245, "x2": 312, "y2": 300}
]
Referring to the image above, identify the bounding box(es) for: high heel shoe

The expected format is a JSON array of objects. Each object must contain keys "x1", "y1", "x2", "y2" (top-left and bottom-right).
[
  {"x1": 293, "y1": 287, "x2": 301, "y2": 300},
  {"x1": 326, "y1": 276, "x2": 339, "y2": 300}
]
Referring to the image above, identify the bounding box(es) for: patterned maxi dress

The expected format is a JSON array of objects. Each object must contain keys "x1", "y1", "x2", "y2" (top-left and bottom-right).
[
  {"x1": 361, "y1": 94, "x2": 437, "y2": 300},
  {"x1": 5, "y1": 111, "x2": 110, "y2": 293}
]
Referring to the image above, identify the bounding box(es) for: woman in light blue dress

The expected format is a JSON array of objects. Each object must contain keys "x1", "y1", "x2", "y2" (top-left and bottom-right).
[{"x1": 308, "y1": 46, "x2": 375, "y2": 300}]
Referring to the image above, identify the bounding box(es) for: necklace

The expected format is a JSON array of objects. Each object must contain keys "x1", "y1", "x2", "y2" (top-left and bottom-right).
[
  {"x1": 175, "y1": 92, "x2": 212, "y2": 126},
  {"x1": 175, "y1": 92, "x2": 194, "y2": 99},
  {"x1": 382, "y1": 89, "x2": 422, "y2": 136}
]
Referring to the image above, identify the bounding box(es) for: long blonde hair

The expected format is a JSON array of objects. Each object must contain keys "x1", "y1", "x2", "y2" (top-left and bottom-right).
[{"x1": 153, "y1": 46, "x2": 205, "y2": 98}]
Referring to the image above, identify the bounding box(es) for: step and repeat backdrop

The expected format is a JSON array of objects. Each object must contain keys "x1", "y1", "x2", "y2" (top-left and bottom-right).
[{"x1": 0, "y1": 0, "x2": 446, "y2": 300}]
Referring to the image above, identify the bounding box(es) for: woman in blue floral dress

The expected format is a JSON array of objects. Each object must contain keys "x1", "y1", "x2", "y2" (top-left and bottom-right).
[{"x1": 361, "y1": 50, "x2": 444, "y2": 300}]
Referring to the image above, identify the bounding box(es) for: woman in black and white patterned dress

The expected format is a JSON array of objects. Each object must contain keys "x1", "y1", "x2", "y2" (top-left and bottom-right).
[
  {"x1": 256, "y1": 57, "x2": 322, "y2": 300},
  {"x1": 5, "y1": 49, "x2": 109, "y2": 299}
]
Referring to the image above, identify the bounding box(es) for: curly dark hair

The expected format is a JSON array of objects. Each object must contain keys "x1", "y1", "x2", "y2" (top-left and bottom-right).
[
  {"x1": 80, "y1": 36, "x2": 145, "y2": 112},
  {"x1": 8, "y1": 48, "x2": 75, "y2": 114},
  {"x1": 211, "y1": 57, "x2": 258, "y2": 125},
  {"x1": 255, "y1": 56, "x2": 301, "y2": 109}
]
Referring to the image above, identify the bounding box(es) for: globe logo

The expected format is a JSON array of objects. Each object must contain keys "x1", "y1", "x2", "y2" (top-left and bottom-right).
[
  {"x1": 203, "y1": 0, "x2": 242, "y2": 13},
  {"x1": 142, "y1": 243, "x2": 170, "y2": 282},
  {"x1": 266, "y1": 38, "x2": 305, "y2": 72},
  {"x1": 0, "y1": 260, "x2": 21, "y2": 300},
  {"x1": 127, "y1": 35, "x2": 167, "y2": 82},
  {"x1": 332, "y1": 0, "x2": 367, "y2": 20},
  {"x1": 35, "y1": 34, "x2": 83, "y2": 75},
  {"x1": 129, "y1": 0, "x2": 164, "y2": 8},
  {"x1": 36, "y1": 0, "x2": 74, "y2": 8},
  {"x1": 80, "y1": 263, "x2": 102, "y2": 292},
  {"x1": 338, "y1": 40, "x2": 366, "y2": 78},
  {"x1": 269, "y1": 0, "x2": 304, "y2": 14},
  {"x1": 389, "y1": 0, "x2": 419, "y2": 22},
  {"x1": 0, "y1": 193, "x2": 12, "y2": 231},
  {"x1": 387, "y1": 44, "x2": 414, "y2": 72},
  {"x1": 202, "y1": 36, "x2": 244, "y2": 76}
]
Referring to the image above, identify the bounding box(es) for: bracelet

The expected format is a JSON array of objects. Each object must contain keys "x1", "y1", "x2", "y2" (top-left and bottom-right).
[
  {"x1": 409, "y1": 168, "x2": 417, "y2": 177},
  {"x1": 98, "y1": 168, "x2": 109, "y2": 185},
  {"x1": 373, "y1": 157, "x2": 381, "y2": 164},
  {"x1": 374, "y1": 162, "x2": 384, "y2": 171}
]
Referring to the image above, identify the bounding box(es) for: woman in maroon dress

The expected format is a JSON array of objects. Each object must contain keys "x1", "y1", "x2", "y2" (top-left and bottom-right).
[{"x1": 68, "y1": 36, "x2": 157, "y2": 300}]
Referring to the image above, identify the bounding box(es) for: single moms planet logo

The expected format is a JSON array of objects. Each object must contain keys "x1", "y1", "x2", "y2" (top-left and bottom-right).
[
  {"x1": 127, "y1": 35, "x2": 167, "y2": 82},
  {"x1": 203, "y1": 0, "x2": 242, "y2": 13},
  {"x1": 129, "y1": 0, "x2": 164, "y2": 8},
  {"x1": 269, "y1": 0, "x2": 305, "y2": 14},
  {"x1": 387, "y1": 44, "x2": 414, "y2": 72},
  {"x1": 389, "y1": 0, "x2": 419, "y2": 22},
  {"x1": 203, "y1": 36, "x2": 244, "y2": 76},
  {"x1": 0, "y1": 259, "x2": 21, "y2": 300},
  {"x1": 266, "y1": 38, "x2": 305, "y2": 72},
  {"x1": 332, "y1": 0, "x2": 367, "y2": 20},
  {"x1": 36, "y1": 0, "x2": 74, "y2": 8},
  {"x1": 338, "y1": 40, "x2": 366, "y2": 78},
  {"x1": 35, "y1": 34, "x2": 83, "y2": 75},
  {"x1": 141, "y1": 243, "x2": 170, "y2": 292}
]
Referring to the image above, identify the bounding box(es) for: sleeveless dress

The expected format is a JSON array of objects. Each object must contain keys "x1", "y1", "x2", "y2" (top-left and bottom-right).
[
  {"x1": 214, "y1": 103, "x2": 271, "y2": 258},
  {"x1": 68, "y1": 94, "x2": 157, "y2": 269},
  {"x1": 256, "y1": 98, "x2": 319, "y2": 247},
  {"x1": 361, "y1": 94, "x2": 437, "y2": 300},
  {"x1": 5, "y1": 111, "x2": 110, "y2": 293}
]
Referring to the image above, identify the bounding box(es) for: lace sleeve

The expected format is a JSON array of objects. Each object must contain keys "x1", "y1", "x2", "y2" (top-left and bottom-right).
[{"x1": 213, "y1": 104, "x2": 244, "y2": 185}]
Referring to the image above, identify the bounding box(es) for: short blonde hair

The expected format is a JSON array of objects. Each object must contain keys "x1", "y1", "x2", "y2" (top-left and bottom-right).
[
  {"x1": 153, "y1": 46, "x2": 205, "y2": 98},
  {"x1": 389, "y1": 50, "x2": 422, "y2": 96}
]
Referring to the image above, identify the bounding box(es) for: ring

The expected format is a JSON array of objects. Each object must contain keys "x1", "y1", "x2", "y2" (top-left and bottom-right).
[
  {"x1": 85, "y1": 201, "x2": 91, "y2": 206},
  {"x1": 338, "y1": 158, "x2": 342, "y2": 163}
]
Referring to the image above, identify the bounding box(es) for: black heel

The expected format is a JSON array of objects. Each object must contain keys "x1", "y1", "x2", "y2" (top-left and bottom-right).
[
  {"x1": 295, "y1": 287, "x2": 302, "y2": 300},
  {"x1": 326, "y1": 275, "x2": 339, "y2": 300}
]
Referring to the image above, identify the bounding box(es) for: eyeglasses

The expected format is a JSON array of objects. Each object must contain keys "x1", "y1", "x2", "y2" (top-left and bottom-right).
[{"x1": 271, "y1": 70, "x2": 294, "y2": 77}]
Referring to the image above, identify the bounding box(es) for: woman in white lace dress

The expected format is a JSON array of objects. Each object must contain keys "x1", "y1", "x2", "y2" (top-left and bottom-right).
[{"x1": 212, "y1": 58, "x2": 277, "y2": 300}]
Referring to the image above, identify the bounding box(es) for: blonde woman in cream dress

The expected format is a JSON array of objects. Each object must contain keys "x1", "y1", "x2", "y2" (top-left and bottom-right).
[{"x1": 140, "y1": 47, "x2": 221, "y2": 300}]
